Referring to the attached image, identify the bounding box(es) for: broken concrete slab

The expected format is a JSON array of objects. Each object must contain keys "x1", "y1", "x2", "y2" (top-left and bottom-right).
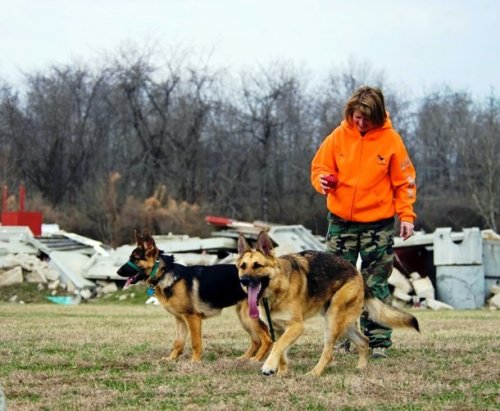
[
  {"x1": 49, "y1": 251, "x2": 95, "y2": 289},
  {"x1": 489, "y1": 293, "x2": 500, "y2": 308},
  {"x1": 172, "y1": 253, "x2": 219, "y2": 266},
  {"x1": 99, "y1": 282, "x2": 118, "y2": 294},
  {"x1": 393, "y1": 288, "x2": 413, "y2": 302},
  {"x1": 25, "y1": 267, "x2": 47, "y2": 283},
  {"x1": 427, "y1": 298, "x2": 454, "y2": 310},
  {"x1": 267, "y1": 225, "x2": 324, "y2": 254},
  {"x1": 0, "y1": 226, "x2": 34, "y2": 240},
  {"x1": 0, "y1": 240, "x2": 37, "y2": 255},
  {"x1": 79, "y1": 289, "x2": 93, "y2": 300},
  {"x1": 154, "y1": 236, "x2": 237, "y2": 253},
  {"x1": 412, "y1": 277, "x2": 435, "y2": 300},
  {"x1": 388, "y1": 268, "x2": 413, "y2": 294},
  {"x1": 0, "y1": 266, "x2": 23, "y2": 286}
]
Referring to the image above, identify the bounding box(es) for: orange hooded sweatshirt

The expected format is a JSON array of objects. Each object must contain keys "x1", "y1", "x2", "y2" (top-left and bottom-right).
[{"x1": 311, "y1": 116, "x2": 416, "y2": 223}]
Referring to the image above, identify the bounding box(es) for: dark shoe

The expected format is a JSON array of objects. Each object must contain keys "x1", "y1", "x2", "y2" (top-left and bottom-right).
[{"x1": 371, "y1": 347, "x2": 387, "y2": 359}]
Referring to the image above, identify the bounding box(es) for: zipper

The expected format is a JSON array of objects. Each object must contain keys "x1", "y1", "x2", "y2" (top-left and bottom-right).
[{"x1": 350, "y1": 136, "x2": 364, "y2": 220}]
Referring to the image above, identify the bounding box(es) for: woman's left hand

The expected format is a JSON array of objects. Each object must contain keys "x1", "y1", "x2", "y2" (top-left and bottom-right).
[{"x1": 400, "y1": 222, "x2": 414, "y2": 241}]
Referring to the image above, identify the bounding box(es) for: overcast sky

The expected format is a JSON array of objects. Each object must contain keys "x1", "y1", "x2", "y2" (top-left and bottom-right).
[{"x1": 1, "y1": 0, "x2": 498, "y2": 99}]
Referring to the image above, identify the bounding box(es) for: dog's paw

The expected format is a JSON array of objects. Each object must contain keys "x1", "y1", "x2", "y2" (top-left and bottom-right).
[{"x1": 261, "y1": 363, "x2": 277, "y2": 376}]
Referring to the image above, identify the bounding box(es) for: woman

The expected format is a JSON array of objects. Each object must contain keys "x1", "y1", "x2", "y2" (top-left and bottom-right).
[{"x1": 310, "y1": 86, "x2": 416, "y2": 358}]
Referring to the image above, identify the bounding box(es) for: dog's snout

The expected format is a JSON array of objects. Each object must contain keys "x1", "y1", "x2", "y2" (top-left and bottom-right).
[
  {"x1": 117, "y1": 263, "x2": 137, "y2": 277},
  {"x1": 240, "y1": 276, "x2": 251, "y2": 287},
  {"x1": 240, "y1": 275, "x2": 259, "y2": 287}
]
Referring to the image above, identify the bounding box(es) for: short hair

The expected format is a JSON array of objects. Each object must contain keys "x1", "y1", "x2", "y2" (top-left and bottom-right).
[{"x1": 343, "y1": 86, "x2": 387, "y2": 128}]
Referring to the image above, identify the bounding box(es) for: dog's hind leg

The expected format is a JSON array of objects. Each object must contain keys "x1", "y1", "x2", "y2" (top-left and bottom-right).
[
  {"x1": 307, "y1": 311, "x2": 339, "y2": 376},
  {"x1": 164, "y1": 315, "x2": 188, "y2": 361},
  {"x1": 184, "y1": 314, "x2": 203, "y2": 362},
  {"x1": 308, "y1": 281, "x2": 364, "y2": 376},
  {"x1": 345, "y1": 323, "x2": 369, "y2": 369}
]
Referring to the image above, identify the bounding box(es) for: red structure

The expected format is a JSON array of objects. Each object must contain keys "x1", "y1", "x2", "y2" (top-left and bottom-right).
[{"x1": 1, "y1": 185, "x2": 43, "y2": 236}]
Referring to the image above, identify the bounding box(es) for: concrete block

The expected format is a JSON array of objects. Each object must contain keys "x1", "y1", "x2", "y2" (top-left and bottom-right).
[
  {"x1": 26, "y1": 267, "x2": 47, "y2": 283},
  {"x1": 436, "y1": 265, "x2": 485, "y2": 308},
  {"x1": 0, "y1": 266, "x2": 23, "y2": 286},
  {"x1": 388, "y1": 268, "x2": 413, "y2": 294},
  {"x1": 434, "y1": 228, "x2": 482, "y2": 265},
  {"x1": 489, "y1": 293, "x2": 500, "y2": 308},
  {"x1": 409, "y1": 271, "x2": 422, "y2": 281},
  {"x1": 413, "y1": 277, "x2": 435, "y2": 300},
  {"x1": 427, "y1": 298, "x2": 454, "y2": 310},
  {"x1": 393, "y1": 288, "x2": 413, "y2": 302}
]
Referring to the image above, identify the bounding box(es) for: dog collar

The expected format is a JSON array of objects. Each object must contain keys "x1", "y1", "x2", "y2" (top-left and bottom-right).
[
  {"x1": 146, "y1": 259, "x2": 163, "y2": 294},
  {"x1": 149, "y1": 259, "x2": 161, "y2": 280}
]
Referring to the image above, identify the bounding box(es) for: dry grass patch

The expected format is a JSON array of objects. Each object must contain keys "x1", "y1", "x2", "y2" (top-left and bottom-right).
[{"x1": 0, "y1": 303, "x2": 499, "y2": 410}]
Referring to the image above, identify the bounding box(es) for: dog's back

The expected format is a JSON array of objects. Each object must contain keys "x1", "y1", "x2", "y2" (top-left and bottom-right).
[
  {"x1": 172, "y1": 264, "x2": 247, "y2": 309},
  {"x1": 299, "y1": 250, "x2": 360, "y2": 298}
]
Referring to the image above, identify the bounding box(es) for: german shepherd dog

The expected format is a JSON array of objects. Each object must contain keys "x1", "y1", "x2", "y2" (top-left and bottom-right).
[
  {"x1": 117, "y1": 230, "x2": 272, "y2": 362},
  {"x1": 237, "y1": 231, "x2": 419, "y2": 376}
]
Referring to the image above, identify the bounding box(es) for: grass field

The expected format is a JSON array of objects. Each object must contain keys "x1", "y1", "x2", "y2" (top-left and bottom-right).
[{"x1": 0, "y1": 296, "x2": 499, "y2": 411}]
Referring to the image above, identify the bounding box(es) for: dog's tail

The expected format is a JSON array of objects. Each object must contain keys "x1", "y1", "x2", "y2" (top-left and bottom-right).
[{"x1": 364, "y1": 293, "x2": 420, "y2": 332}]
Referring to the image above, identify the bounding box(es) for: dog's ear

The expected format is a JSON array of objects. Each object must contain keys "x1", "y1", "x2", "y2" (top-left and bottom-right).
[
  {"x1": 134, "y1": 230, "x2": 143, "y2": 245},
  {"x1": 143, "y1": 230, "x2": 156, "y2": 250},
  {"x1": 257, "y1": 231, "x2": 273, "y2": 256},
  {"x1": 237, "y1": 234, "x2": 252, "y2": 254}
]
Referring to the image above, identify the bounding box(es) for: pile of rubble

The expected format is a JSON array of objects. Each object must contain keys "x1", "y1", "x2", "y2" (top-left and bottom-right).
[
  {"x1": 1, "y1": 219, "x2": 499, "y2": 309},
  {"x1": 388, "y1": 267, "x2": 453, "y2": 310},
  {"x1": 0, "y1": 221, "x2": 327, "y2": 304},
  {"x1": 389, "y1": 266, "x2": 500, "y2": 309},
  {"x1": 0, "y1": 252, "x2": 123, "y2": 304}
]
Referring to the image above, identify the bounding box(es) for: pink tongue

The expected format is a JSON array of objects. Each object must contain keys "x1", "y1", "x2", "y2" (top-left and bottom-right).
[
  {"x1": 124, "y1": 277, "x2": 134, "y2": 289},
  {"x1": 248, "y1": 285, "x2": 260, "y2": 318}
]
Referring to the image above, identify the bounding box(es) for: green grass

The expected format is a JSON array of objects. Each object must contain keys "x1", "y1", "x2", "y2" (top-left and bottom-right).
[{"x1": 0, "y1": 303, "x2": 499, "y2": 410}]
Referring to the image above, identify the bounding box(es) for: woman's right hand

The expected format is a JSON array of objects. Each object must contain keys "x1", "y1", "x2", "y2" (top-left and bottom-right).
[{"x1": 320, "y1": 174, "x2": 338, "y2": 194}]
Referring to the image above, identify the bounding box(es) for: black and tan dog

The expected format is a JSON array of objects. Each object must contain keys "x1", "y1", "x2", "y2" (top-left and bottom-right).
[
  {"x1": 237, "y1": 230, "x2": 419, "y2": 376},
  {"x1": 117, "y1": 230, "x2": 272, "y2": 362}
]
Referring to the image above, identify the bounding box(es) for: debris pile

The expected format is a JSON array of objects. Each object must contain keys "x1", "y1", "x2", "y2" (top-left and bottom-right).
[
  {"x1": 0, "y1": 220, "x2": 499, "y2": 309},
  {"x1": 487, "y1": 285, "x2": 500, "y2": 309},
  {"x1": 388, "y1": 268, "x2": 454, "y2": 310}
]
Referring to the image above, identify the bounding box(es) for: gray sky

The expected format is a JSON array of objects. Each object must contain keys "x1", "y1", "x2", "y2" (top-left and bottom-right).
[{"x1": 1, "y1": 0, "x2": 498, "y2": 98}]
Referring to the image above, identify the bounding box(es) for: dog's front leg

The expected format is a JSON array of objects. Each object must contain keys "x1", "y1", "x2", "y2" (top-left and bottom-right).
[
  {"x1": 185, "y1": 314, "x2": 203, "y2": 362},
  {"x1": 251, "y1": 320, "x2": 273, "y2": 361},
  {"x1": 261, "y1": 321, "x2": 304, "y2": 376},
  {"x1": 164, "y1": 316, "x2": 187, "y2": 361},
  {"x1": 236, "y1": 303, "x2": 273, "y2": 361},
  {"x1": 235, "y1": 303, "x2": 261, "y2": 360}
]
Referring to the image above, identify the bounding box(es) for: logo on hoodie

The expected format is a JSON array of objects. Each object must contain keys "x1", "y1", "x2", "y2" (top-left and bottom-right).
[{"x1": 376, "y1": 154, "x2": 387, "y2": 166}]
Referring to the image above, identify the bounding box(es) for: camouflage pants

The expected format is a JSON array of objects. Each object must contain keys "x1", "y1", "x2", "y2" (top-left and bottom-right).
[{"x1": 326, "y1": 212, "x2": 394, "y2": 348}]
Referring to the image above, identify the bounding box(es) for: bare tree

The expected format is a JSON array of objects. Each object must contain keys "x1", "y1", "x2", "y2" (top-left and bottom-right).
[
  {"x1": 3, "y1": 66, "x2": 111, "y2": 205},
  {"x1": 1, "y1": 47, "x2": 498, "y2": 241},
  {"x1": 456, "y1": 94, "x2": 500, "y2": 230},
  {"x1": 0, "y1": 84, "x2": 23, "y2": 192},
  {"x1": 107, "y1": 51, "x2": 219, "y2": 204},
  {"x1": 236, "y1": 65, "x2": 303, "y2": 221}
]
